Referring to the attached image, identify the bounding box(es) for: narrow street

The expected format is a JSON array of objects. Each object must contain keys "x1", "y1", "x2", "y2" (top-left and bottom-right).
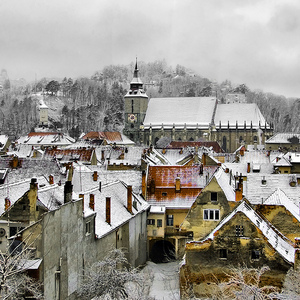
[{"x1": 143, "y1": 261, "x2": 180, "y2": 300}]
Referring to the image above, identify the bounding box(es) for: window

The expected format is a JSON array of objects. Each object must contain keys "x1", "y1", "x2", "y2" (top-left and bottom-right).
[
  {"x1": 251, "y1": 250, "x2": 260, "y2": 260},
  {"x1": 203, "y1": 209, "x2": 220, "y2": 221},
  {"x1": 239, "y1": 136, "x2": 243, "y2": 143},
  {"x1": 162, "y1": 192, "x2": 167, "y2": 197},
  {"x1": 211, "y1": 192, "x2": 218, "y2": 202},
  {"x1": 147, "y1": 219, "x2": 155, "y2": 225},
  {"x1": 235, "y1": 225, "x2": 244, "y2": 236},
  {"x1": 167, "y1": 215, "x2": 174, "y2": 226},
  {"x1": 219, "y1": 249, "x2": 227, "y2": 259},
  {"x1": 253, "y1": 136, "x2": 258, "y2": 143},
  {"x1": 85, "y1": 222, "x2": 91, "y2": 235},
  {"x1": 157, "y1": 219, "x2": 162, "y2": 227}
]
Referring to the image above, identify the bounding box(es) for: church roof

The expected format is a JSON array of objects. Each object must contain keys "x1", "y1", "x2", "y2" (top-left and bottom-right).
[
  {"x1": 143, "y1": 97, "x2": 216, "y2": 129},
  {"x1": 215, "y1": 103, "x2": 269, "y2": 129}
]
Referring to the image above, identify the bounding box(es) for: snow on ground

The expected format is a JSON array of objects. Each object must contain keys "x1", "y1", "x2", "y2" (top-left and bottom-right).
[{"x1": 143, "y1": 261, "x2": 180, "y2": 300}]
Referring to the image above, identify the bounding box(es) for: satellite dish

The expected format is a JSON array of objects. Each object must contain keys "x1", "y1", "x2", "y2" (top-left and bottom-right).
[{"x1": 0, "y1": 228, "x2": 6, "y2": 237}]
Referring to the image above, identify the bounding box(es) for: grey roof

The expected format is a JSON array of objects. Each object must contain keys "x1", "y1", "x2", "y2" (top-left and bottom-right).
[
  {"x1": 266, "y1": 133, "x2": 300, "y2": 144},
  {"x1": 215, "y1": 103, "x2": 269, "y2": 129},
  {"x1": 82, "y1": 180, "x2": 149, "y2": 238},
  {"x1": 143, "y1": 97, "x2": 216, "y2": 129}
]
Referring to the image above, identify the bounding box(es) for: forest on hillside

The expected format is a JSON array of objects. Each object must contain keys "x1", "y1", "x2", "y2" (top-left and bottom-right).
[{"x1": 0, "y1": 60, "x2": 299, "y2": 139}]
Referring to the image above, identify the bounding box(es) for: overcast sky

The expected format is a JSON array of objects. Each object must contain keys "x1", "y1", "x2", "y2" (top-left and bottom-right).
[{"x1": 1, "y1": 0, "x2": 300, "y2": 97}]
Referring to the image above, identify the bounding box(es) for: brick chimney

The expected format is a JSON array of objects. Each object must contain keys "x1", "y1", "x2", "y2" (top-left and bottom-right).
[
  {"x1": 64, "y1": 181, "x2": 73, "y2": 203},
  {"x1": 93, "y1": 171, "x2": 98, "y2": 181},
  {"x1": 127, "y1": 185, "x2": 132, "y2": 214},
  {"x1": 142, "y1": 171, "x2": 147, "y2": 198},
  {"x1": 202, "y1": 153, "x2": 207, "y2": 166},
  {"x1": 106, "y1": 197, "x2": 111, "y2": 224},
  {"x1": 235, "y1": 189, "x2": 243, "y2": 201},
  {"x1": 49, "y1": 174, "x2": 54, "y2": 185},
  {"x1": 89, "y1": 194, "x2": 95, "y2": 211},
  {"x1": 29, "y1": 178, "x2": 38, "y2": 222},
  {"x1": 247, "y1": 162, "x2": 251, "y2": 173},
  {"x1": 235, "y1": 175, "x2": 243, "y2": 201},
  {"x1": 240, "y1": 147, "x2": 245, "y2": 156},
  {"x1": 5, "y1": 197, "x2": 11, "y2": 210}
]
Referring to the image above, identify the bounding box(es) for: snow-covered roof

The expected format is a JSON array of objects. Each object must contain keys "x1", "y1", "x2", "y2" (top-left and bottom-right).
[
  {"x1": 266, "y1": 133, "x2": 300, "y2": 144},
  {"x1": 215, "y1": 103, "x2": 269, "y2": 129},
  {"x1": 0, "y1": 176, "x2": 54, "y2": 216},
  {"x1": 17, "y1": 132, "x2": 75, "y2": 147},
  {"x1": 143, "y1": 97, "x2": 216, "y2": 129},
  {"x1": 94, "y1": 146, "x2": 143, "y2": 165},
  {"x1": 224, "y1": 150, "x2": 275, "y2": 175},
  {"x1": 214, "y1": 168, "x2": 236, "y2": 202},
  {"x1": 283, "y1": 152, "x2": 300, "y2": 164},
  {"x1": 71, "y1": 163, "x2": 142, "y2": 194},
  {"x1": 150, "y1": 206, "x2": 166, "y2": 214},
  {"x1": 273, "y1": 156, "x2": 292, "y2": 167},
  {"x1": 200, "y1": 201, "x2": 295, "y2": 264},
  {"x1": 81, "y1": 181, "x2": 150, "y2": 238},
  {"x1": 245, "y1": 173, "x2": 300, "y2": 205},
  {"x1": 263, "y1": 188, "x2": 300, "y2": 222}
]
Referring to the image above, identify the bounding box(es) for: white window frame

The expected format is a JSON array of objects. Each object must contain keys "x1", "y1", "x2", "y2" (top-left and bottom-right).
[{"x1": 203, "y1": 209, "x2": 220, "y2": 221}]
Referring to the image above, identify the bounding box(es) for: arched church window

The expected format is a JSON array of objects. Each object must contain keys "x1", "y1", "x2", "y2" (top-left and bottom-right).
[
  {"x1": 222, "y1": 136, "x2": 227, "y2": 152},
  {"x1": 254, "y1": 136, "x2": 258, "y2": 143},
  {"x1": 189, "y1": 137, "x2": 194, "y2": 142},
  {"x1": 154, "y1": 137, "x2": 159, "y2": 146},
  {"x1": 130, "y1": 133, "x2": 134, "y2": 141},
  {"x1": 239, "y1": 136, "x2": 243, "y2": 143}
]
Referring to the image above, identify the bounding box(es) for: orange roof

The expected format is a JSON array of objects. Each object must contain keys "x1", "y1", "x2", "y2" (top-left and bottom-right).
[
  {"x1": 82, "y1": 132, "x2": 122, "y2": 142},
  {"x1": 147, "y1": 166, "x2": 203, "y2": 187},
  {"x1": 44, "y1": 148, "x2": 94, "y2": 162},
  {"x1": 28, "y1": 132, "x2": 59, "y2": 137}
]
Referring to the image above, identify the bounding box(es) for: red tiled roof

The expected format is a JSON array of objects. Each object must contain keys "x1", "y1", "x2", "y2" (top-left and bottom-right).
[
  {"x1": 82, "y1": 132, "x2": 122, "y2": 142},
  {"x1": 28, "y1": 132, "x2": 59, "y2": 137},
  {"x1": 44, "y1": 148, "x2": 94, "y2": 162},
  {"x1": 168, "y1": 141, "x2": 224, "y2": 153},
  {"x1": 147, "y1": 166, "x2": 202, "y2": 187}
]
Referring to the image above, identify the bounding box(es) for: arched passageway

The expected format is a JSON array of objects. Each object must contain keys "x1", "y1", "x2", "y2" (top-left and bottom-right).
[{"x1": 149, "y1": 240, "x2": 176, "y2": 263}]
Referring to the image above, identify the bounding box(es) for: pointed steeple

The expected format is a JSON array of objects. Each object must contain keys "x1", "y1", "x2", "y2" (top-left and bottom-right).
[{"x1": 130, "y1": 58, "x2": 143, "y2": 91}]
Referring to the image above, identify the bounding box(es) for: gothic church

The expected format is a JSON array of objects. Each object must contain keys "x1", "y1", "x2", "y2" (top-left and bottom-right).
[{"x1": 123, "y1": 62, "x2": 273, "y2": 152}]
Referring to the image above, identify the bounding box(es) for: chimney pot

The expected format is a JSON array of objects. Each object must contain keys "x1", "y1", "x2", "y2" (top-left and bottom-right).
[
  {"x1": 49, "y1": 174, "x2": 54, "y2": 185},
  {"x1": 106, "y1": 197, "x2": 111, "y2": 224},
  {"x1": 89, "y1": 194, "x2": 95, "y2": 211},
  {"x1": 247, "y1": 162, "x2": 251, "y2": 173},
  {"x1": 5, "y1": 197, "x2": 11, "y2": 210},
  {"x1": 127, "y1": 185, "x2": 133, "y2": 213},
  {"x1": 93, "y1": 171, "x2": 98, "y2": 181}
]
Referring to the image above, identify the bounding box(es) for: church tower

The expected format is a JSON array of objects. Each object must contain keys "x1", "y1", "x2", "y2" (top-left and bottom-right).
[{"x1": 124, "y1": 60, "x2": 148, "y2": 144}]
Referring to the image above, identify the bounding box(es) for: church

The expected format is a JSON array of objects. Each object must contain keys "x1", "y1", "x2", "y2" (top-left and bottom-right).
[{"x1": 123, "y1": 62, "x2": 273, "y2": 152}]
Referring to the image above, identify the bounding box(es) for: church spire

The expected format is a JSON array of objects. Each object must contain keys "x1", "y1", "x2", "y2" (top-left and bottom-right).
[{"x1": 130, "y1": 58, "x2": 143, "y2": 91}]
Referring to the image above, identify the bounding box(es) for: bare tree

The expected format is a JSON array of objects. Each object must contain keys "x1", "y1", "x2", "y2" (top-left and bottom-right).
[
  {"x1": 0, "y1": 237, "x2": 43, "y2": 299},
  {"x1": 78, "y1": 249, "x2": 153, "y2": 300},
  {"x1": 213, "y1": 266, "x2": 278, "y2": 300}
]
